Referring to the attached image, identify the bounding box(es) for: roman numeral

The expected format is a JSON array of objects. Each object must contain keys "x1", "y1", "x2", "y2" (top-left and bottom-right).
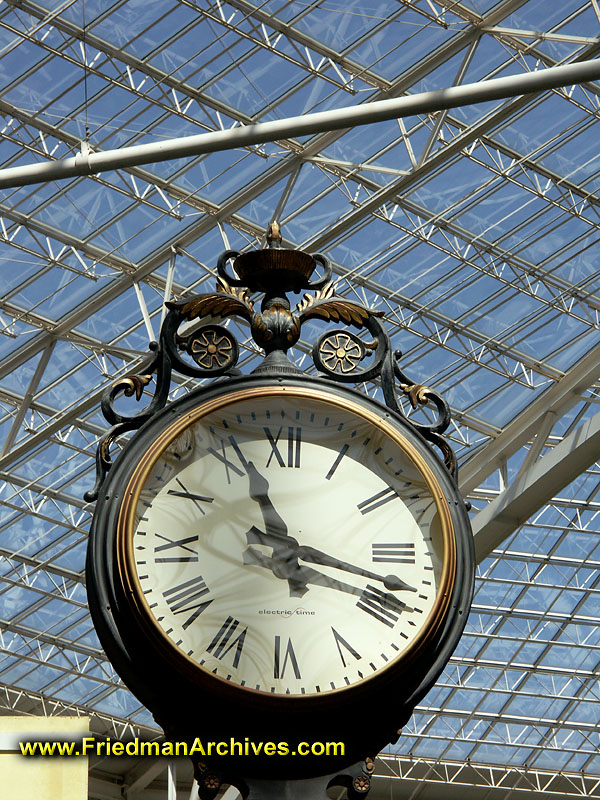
[
  {"x1": 163, "y1": 576, "x2": 212, "y2": 630},
  {"x1": 167, "y1": 478, "x2": 213, "y2": 515},
  {"x1": 356, "y1": 584, "x2": 407, "y2": 628},
  {"x1": 325, "y1": 443, "x2": 349, "y2": 480},
  {"x1": 273, "y1": 636, "x2": 301, "y2": 679},
  {"x1": 207, "y1": 616, "x2": 247, "y2": 668},
  {"x1": 331, "y1": 627, "x2": 361, "y2": 668},
  {"x1": 372, "y1": 543, "x2": 416, "y2": 564},
  {"x1": 206, "y1": 436, "x2": 246, "y2": 482},
  {"x1": 357, "y1": 486, "x2": 399, "y2": 514},
  {"x1": 264, "y1": 426, "x2": 302, "y2": 468},
  {"x1": 154, "y1": 533, "x2": 199, "y2": 562}
]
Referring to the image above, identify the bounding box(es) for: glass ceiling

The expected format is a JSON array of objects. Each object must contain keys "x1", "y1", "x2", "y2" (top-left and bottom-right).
[{"x1": 0, "y1": 0, "x2": 600, "y2": 794}]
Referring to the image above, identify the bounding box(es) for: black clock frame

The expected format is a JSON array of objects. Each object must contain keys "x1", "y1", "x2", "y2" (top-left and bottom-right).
[
  {"x1": 86, "y1": 371, "x2": 473, "y2": 779},
  {"x1": 85, "y1": 234, "x2": 475, "y2": 782}
]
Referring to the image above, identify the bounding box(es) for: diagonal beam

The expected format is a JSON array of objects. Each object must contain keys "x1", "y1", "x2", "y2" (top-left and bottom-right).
[
  {"x1": 1, "y1": 617, "x2": 105, "y2": 660},
  {"x1": 207, "y1": 0, "x2": 391, "y2": 90},
  {"x1": 0, "y1": 682, "x2": 157, "y2": 738},
  {"x1": 472, "y1": 407, "x2": 600, "y2": 561},
  {"x1": 1, "y1": 0, "x2": 257, "y2": 126},
  {"x1": 376, "y1": 753, "x2": 600, "y2": 798},
  {"x1": 0, "y1": 468, "x2": 93, "y2": 513},
  {"x1": 0, "y1": 341, "x2": 55, "y2": 456},
  {"x1": 458, "y1": 342, "x2": 600, "y2": 496},
  {"x1": 309, "y1": 157, "x2": 600, "y2": 322},
  {"x1": 125, "y1": 761, "x2": 170, "y2": 798}
]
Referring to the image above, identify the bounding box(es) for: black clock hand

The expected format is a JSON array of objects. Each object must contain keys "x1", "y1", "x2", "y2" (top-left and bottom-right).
[
  {"x1": 243, "y1": 544, "x2": 385, "y2": 597},
  {"x1": 245, "y1": 461, "x2": 297, "y2": 544},
  {"x1": 244, "y1": 545, "x2": 414, "y2": 621},
  {"x1": 243, "y1": 540, "x2": 339, "y2": 598},
  {"x1": 296, "y1": 545, "x2": 417, "y2": 592},
  {"x1": 241, "y1": 461, "x2": 307, "y2": 594},
  {"x1": 242, "y1": 459, "x2": 415, "y2": 597}
]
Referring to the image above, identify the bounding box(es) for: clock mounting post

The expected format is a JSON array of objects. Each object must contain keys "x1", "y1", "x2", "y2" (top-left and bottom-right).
[{"x1": 85, "y1": 223, "x2": 474, "y2": 798}]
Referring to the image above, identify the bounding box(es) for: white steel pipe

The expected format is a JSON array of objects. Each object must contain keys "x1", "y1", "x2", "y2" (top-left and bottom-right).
[{"x1": 1, "y1": 59, "x2": 600, "y2": 189}]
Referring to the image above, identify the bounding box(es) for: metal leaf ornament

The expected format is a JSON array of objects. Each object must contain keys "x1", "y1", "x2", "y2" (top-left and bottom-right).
[
  {"x1": 165, "y1": 277, "x2": 384, "y2": 356},
  {"x1": 117, "y1": 373, "x2": 153, "y2": 401},
  {"x1": 296, "y1": 282, "x2": 384, "y2": 328},
  {"x1": 165, "y1": 278, "x2": 254, "y2": 322}
]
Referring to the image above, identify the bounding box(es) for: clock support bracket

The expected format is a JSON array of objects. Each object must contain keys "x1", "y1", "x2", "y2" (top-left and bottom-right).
[{"x1": 86, "y1": 223, "x2": 457, "y2": 503}]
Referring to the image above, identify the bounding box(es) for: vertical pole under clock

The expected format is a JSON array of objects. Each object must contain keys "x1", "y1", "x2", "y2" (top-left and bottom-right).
[{"x1": 244, "y1": 775, "x2": 332, "y2": 800}]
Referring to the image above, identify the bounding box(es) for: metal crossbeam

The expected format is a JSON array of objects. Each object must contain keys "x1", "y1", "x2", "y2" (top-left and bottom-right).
[
  {"x1": 2, "y1": 59, "x2": 600, "y2": 189},
  {"x1": 0, "y1": 682, "x2": 157, "y2": 739},
  {"x1": 0, "y1": 0, "x2": 544, "y2": 387}
]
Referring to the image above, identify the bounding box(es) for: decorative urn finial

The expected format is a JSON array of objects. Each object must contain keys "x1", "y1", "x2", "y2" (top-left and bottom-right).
[
  {"x1": 229, "y1": 222, "x2": 320, "y2": 294},
  {"x1": 266, "y1": 220, "x2": 282, "y2": 248}
]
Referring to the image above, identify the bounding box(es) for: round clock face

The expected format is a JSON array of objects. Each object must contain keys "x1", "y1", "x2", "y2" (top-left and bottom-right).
[{"x1": 117, "y1": 386, "x2": 454, "y2": 698}]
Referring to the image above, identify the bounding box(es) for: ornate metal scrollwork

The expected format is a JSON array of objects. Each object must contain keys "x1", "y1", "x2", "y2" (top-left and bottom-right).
[
  {"x1": 309, "y1": 304, "x2": 456, "y2": 477},
  {"x1": 85, "y1": 296, "x2": 244, "y2": 501},
  {"x1": 382, "y1": 352, "x2": 456, "y2": 478},
  {"x1": 86, "y1": 223, "x2": 458, "y2": 500}
]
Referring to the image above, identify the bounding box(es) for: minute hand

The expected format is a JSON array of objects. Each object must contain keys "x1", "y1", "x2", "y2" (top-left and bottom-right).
[{"x1": 296, "y1": 545, "x2": 417, "y2": 592}]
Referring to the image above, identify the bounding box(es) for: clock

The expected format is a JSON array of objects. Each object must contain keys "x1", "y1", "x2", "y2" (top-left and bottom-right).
[{"x1": 87, "y1": 373, "x2": 473, "y2": 775}]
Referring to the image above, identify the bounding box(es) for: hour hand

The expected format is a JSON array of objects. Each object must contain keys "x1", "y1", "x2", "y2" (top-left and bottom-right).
[
  {"x1": 243, "y1": 545, "x2": 370, "y2": 600},
  {"x1": 244, "y1": 462, "x2": 290, "y2": 538},
  {"x1": 296, "y1": 545, "x2": 417, "y2": 592}
]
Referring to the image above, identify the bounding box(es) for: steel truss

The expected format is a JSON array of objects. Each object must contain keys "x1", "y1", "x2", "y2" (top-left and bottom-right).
[
  {"x1": 375, "y1": 755, "x2": 600, "y2": 798},
  {"x1": 1, "y1": 0, "x2": 600, "y2": 796}
]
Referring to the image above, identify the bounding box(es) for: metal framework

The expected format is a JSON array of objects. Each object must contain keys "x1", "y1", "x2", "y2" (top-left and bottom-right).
[{"x1": 0, "y1": 0, "x2": 600, "y2": 797}]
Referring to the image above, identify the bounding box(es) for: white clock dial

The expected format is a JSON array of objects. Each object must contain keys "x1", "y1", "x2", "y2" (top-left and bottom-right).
[{"x1": 124, "y1": 388, "x2": 451, "y2": 697}]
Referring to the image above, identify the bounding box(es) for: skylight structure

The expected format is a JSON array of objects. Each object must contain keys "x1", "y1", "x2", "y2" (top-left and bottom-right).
[{"x1": 0, "y1": 1, "x2": 599, "y2": 797}]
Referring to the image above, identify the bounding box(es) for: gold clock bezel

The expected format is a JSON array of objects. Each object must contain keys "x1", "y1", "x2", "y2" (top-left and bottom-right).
[{"x1": 116, "y1": 384, "x2": 456, "y2": 700}]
